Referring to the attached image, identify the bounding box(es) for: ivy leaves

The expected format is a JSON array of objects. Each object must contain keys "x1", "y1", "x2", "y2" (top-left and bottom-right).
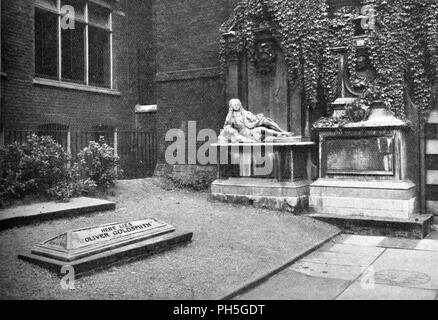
[{"x1": 220, "y1": 0, "x2": 438, "y2": 123}]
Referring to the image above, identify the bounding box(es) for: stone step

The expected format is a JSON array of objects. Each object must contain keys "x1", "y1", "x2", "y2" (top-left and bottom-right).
[{"x1": 309, "y1": 213, "x2": 434, "y2": 239}]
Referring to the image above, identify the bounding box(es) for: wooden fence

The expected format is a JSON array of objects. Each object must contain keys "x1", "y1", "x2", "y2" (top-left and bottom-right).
[{"x1": 1, "y1": 128, "x2": 157, "y2": 179}]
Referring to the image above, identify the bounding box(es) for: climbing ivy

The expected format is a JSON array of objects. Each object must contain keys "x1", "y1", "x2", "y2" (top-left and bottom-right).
[{"x1": 220, "y1": 0, "x2": 438, "y2": 124}]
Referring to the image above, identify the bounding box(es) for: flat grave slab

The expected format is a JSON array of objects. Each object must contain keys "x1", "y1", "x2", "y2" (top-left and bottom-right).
[
  {"x1": 0, "y1": 197, "x2": 116, "y2": 229},
  {"x1": 19, "y1": 218, "x2": 193, "y2": 275}
]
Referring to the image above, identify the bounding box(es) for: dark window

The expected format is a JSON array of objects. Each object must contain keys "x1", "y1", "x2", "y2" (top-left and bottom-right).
[
  {"x1": 35, "y1": 8, "x2": 59, "y2": 78},
  {"x1": 61, "y1": 22, "x2": 85, "y2": 82},
  {"x1": 34, "y1": 0, "x2": 112, "y2": 88},
  {"x1": 89, "y1": 26, "x2": 111, "y2": 87}
]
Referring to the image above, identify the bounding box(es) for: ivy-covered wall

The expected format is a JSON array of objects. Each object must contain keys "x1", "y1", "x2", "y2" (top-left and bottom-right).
[{"x1": 220, "y1": 0, "x2": 437, "y2": 126}]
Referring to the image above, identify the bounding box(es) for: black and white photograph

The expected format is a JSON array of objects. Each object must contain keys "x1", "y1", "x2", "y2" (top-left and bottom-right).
[{"x1": 0, "y1": 0, "x2": 438, "y2": 306}]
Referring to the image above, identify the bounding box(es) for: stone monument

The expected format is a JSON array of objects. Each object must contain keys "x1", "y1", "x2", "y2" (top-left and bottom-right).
[
  {"x1": 309, "y1": 8, "x2": 434, "y2": 238},
  {"x1": 218, "y1": 98, "x2": 293, "y2": 144},
  {"x1": 212, "y1": 24, "x2": 317, "y2": 212},
  {"x1": 211, "y1": 18, "x2": 316, "y2": 213}
]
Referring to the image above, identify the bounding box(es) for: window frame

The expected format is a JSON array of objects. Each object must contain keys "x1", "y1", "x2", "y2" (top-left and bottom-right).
[{"x1": 34, "y1": 0, "x2": 113, "y2": 89}]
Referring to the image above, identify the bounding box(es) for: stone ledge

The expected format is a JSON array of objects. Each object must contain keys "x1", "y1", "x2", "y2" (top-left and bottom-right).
[
  {"x1": 135, "y1": 104, "x2": 157, "y2": 113},
  {"x1": 309, "y1": 195, "x2": 416, "y2": 220},
  {"x1": 155, "y1": 67, "x2": 220, "y2": 82},
  {"x1": 211, "y1": 193, "x2": 309, "y2": 214},
  {"x1": 212, "y1": 141, "x2": 314, "y2": 147},
  {"x1": 311, "y1": 178, "x2": 416, "y2": 190},
  {"x1": 213, "y1": 178, "x2": 310, "y2": 188},
  {"x1": 33, "y1": 78, "x2": 121, "y2": 96},
  {"x1": 310, "y1": 184, "x2": 416, "y2": 200},
  {"x1": 0, "y1": 197, "x2": 116, "y2": 230},
  {"x1": 310, "y1": 213, "x2": 434, "y2": 239},
  {"x1": 213, "y1": 185, "x2": 309, "y2": 198}
]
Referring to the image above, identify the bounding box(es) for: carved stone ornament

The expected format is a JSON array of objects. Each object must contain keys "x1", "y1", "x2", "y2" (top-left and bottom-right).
[
  {"x1": 223, "y1": 34, "x2": 239, "y2": 62},
  {"x1": 346, "y1": 54, "x2": 376, "y2": 96},
  {"x1": 254, "y1": 40, "x2": 277, "y2": 75},
  {"x1": 345, "y1": 101, "x2": 371, "y2": 122}
]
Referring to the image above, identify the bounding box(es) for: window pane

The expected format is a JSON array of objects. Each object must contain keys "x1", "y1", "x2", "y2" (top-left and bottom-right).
[
  {"x1": 89, "y1": 26, "x2": 111, "y2": 87},
  {"x1": 89, "y1": 3, "x2": 110, "y2": 29},
  {"x1": 35, "y1": 0, "x2": 58, "y2": 12},
  {"x1": 35, "y1": 8, "x2": 58, "y2": 78},
  {"x1": 61, "y1": 22, "x2": 85, "y2": 82}
]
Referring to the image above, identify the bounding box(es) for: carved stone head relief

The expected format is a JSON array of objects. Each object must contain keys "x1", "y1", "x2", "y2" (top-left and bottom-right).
[{"x1": 254, "y1": 40, "x2": 277, "y2": 75}]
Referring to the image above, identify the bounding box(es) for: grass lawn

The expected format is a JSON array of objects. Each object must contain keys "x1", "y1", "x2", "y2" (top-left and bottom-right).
[{"x1": 0, "y1": 179, "x2": 338, "y2": 300}]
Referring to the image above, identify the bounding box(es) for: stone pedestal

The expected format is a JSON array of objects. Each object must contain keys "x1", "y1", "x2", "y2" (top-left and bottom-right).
[
  {"x1": 310, "y1": 179, "x2": 417, "y2": 219},
  {"x1": 309, "y1": 107, "x2": 434, "y2": 238},
  {"x1": 211, "y1": 140, "x2": 315, "y2": 213}
]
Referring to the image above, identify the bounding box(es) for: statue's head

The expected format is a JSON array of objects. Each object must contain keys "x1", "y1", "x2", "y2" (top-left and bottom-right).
[{"x1": 229, "y1": 99, "x2": 243, "y2": 112}]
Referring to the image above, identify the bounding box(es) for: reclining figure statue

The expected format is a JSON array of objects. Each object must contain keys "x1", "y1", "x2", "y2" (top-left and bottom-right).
[{"x1": 218, "y1": 99, "x2": 293, "y2": 143}]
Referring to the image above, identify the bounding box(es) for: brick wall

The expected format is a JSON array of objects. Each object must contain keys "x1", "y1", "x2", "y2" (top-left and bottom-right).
[
  {"x1": 153, "y1": 0, "x2": 238, "y2": 175},
  {"x1": 0, "y1": 0, "x2": 155, "y2": 132}
]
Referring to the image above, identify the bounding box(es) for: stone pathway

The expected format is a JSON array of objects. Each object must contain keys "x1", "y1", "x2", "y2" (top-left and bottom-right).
[{"x1": 235, "y1": 233, "x2": 438, "y2": 300}]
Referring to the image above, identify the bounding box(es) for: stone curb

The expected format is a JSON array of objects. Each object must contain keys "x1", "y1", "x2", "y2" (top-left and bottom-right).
[
  {"x1": 220, "y1": 230, "x2": 342, "y2": 300},
  {"x1": 0, "y1": 199, "x2": 116, "y2": 230}
]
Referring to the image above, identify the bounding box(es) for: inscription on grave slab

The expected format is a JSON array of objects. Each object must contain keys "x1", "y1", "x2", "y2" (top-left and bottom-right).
[
  {"x1": 33, "y1": 218, "x2": 176, "y2": 261},
  {"x1": 69, "y1": 219, "x2": 170, "y2": 249}
]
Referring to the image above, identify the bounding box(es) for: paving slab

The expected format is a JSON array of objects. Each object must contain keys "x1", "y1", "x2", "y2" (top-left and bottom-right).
[
  {"x1": 322, "y1": 243, "x2": 385, "y2": 256},
  {"x1": 290, "y1": 260, "x2": 365, "y2": 281},
  {"x1": 0, "y1": 197, "x2": 116, "y2": 228},
  {"x1": 339, "y1": 235, "x2": 386, "y2": 247},
  {"x1": 235, "y1": 235, "x2": 438, "y2": 300},
  {"x1": 415, "y1": 239, "x2": 438, "y2": 252},
  {"x1": 337, "y1": 282, "x2": 437, "y2": 300},
  {"x1": 361, "y1": 249, "x2": 438, "y2": 290},
  {"x1": 234, "y1": 270, "x2": 350, "y2": 300},
  {"x1": 377, "y1": 237, "x2": 420, "y2": 250},
  {"x1": 301, "y1": 249, "x2": 382, "y2": 267},
  {"x1": 376, "y1": 237, "x2": 438, "y2": 252}
]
